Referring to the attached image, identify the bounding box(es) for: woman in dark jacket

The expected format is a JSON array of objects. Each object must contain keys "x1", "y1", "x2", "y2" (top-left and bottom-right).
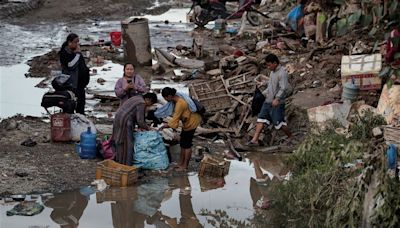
[{"x1": 59, "y1": 33, "x2": 90, "y2": 114}]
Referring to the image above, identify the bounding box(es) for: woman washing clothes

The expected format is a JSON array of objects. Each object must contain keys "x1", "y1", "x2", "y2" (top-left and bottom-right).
[
  {"x1": 113, "y1": 93, "x2": 158, "y2": 165},
  {"x1": 158, "y1": 87, "x2": 202, "y2": 172},
  {"x1": 114, "y1": 63, "x2": 148, "y2": 106}
]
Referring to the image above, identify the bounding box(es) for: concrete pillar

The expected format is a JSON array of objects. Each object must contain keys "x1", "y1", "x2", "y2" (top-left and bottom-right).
[{"x1": 121, "y1": 18, "x2": 152, "y2": 67}]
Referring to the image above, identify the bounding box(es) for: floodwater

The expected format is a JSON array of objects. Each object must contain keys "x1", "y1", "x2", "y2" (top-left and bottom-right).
[
  {"x1": 0, "y1": 153, "x2": 286, "y2": 227},
  {"x1": 0, "y1": 8, "x2": 194, "y2": 119},
  {"x1": 0, "y1": 64, "x2": 47, "y2": 118}
]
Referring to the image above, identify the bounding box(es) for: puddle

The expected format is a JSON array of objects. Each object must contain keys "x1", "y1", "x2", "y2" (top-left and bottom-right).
[
  {"x1": 0, "y1": 7, "x2": 197, "y2": 119},
  {"x1": 0, "y1": 64, "x2": 47, "y2": 119},
  {"x1": 145, "y1": 8, "x2": 189, "y2": 23},
  {"x1": 0, "y1": 154, "x2": 285, "y2": 227}
]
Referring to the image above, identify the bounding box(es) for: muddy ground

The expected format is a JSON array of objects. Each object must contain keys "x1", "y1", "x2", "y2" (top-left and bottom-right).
[
  {"x1": 3, "y1": 0, "x2": 187, "y2": 24},
  {"x1": 0, "y1": 116, "x2": 97, "y2": 197},
  {"x1": 0, "y1": 115, "x2": 230, "y2": 197}
]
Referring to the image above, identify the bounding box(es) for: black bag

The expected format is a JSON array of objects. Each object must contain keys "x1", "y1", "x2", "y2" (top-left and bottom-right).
[
  {"x1": 251, "y1": 88, "x2": 266, "y2": 116},
  {"x1": 192, "y1": 98, "x2": 206, "y2": 116},
  {"x1": 41, "y1": 91, "x2": 76, "y2": 114}
]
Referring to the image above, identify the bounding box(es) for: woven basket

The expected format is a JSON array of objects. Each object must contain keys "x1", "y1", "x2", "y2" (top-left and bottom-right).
[
  {"x1": 95, "y1": 160, "x2": 138, "y2": 187},
  {"x1": 198, "y1": 155, "x2": 230, "y2": 177},
  {"x1": 96, "y1": 187, "x2": 138, "y2": 203}
]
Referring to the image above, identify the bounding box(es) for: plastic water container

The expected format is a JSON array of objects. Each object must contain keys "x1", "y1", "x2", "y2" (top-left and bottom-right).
[
  {"x1": 213, "y1": 18, "x2": 226, "y2": 38},
  {"x1": 342, "y1": 79, "x2": 359, "y2": 102},
  {"x1": 78, "y1": 127, "x2": 97, "y2": 159}
]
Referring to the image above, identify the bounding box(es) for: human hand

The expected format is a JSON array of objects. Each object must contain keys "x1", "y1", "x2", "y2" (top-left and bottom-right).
[
  {"x1": 74, "y1": 44, "x2": 81, "y2": 53},
  {"x1": 123, "y1": 82, "x2": 135, "y2": 91},
  {"x1": 272, "y1": 98, "x2": 279, "y2": 107},
  {"x1": 158, "y1": 123, "x2": 168, "y2": 131}
]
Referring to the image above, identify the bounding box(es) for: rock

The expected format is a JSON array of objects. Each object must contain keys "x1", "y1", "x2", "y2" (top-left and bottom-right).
[
  {"x1": 15, "y1": 171, "x2": 28, "y2": 178},
  {"x1": 20, "y1": 138, "x2": 37, "y2": 147},
  {"x1": 152, "y1": 63, "x2": 165, "y2": 75},
  {"x1": 97, "y1": 78, "x2": 106, "y2": 84},
  {"x1": 5, "y1": 119, "x2": 17, "y2": 130},
  {"x1": 206, "y1": 68, "x2": 222, "y2": 76},
  {"x1": 311, "y1": 80, "x2": 322, "y2": 88},
  {"x1": 372, "y1": 127, "x2": 383, "y2": 138}
]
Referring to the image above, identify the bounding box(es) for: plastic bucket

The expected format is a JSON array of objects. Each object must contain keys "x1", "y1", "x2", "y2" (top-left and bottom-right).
[{"x1": 110, "y1": 31, "x2": 122, "y2": 46}]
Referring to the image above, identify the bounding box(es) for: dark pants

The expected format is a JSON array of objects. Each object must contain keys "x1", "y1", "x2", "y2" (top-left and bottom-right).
[
  {"x1": 73, "y1": 87, "x2": 86, "y2": 115},
  {"x1": 180, "y1": 129, "x2": 196, "y2": 149}
]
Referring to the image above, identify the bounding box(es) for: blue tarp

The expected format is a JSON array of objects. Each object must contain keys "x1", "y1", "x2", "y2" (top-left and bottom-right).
[
  {"x1": 133, "y1": 131, "x2": 169, "y2": 170},
  {"x1": 287, "y1": 4, "x2": 304, "y2": 33}
]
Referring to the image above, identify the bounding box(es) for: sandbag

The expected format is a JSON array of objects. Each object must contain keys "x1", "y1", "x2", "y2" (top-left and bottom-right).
[
  {"x1": 133, "y1": 131, "x2": 169, "y2": 170},
  {"x1": 70, "y1": 114, "x2": 97, "y2": 141}
]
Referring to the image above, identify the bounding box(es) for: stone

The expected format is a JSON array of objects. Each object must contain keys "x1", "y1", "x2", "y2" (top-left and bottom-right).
[{"x1": 372, "y1": 127, "x2": 383, "y2": 138}]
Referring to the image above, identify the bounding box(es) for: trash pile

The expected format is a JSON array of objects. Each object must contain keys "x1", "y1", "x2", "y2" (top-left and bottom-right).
[{"x1": 145, "y1": 0, "x2": 399, "y2": 151}]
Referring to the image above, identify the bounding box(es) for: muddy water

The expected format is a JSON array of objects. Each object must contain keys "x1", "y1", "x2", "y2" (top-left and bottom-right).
[
  {"x1": 0, "y1": 154, "x2": 286, "y2": 227},
  {"x1": 0, "y1": 8, "x2": 194, "y2": 119}
]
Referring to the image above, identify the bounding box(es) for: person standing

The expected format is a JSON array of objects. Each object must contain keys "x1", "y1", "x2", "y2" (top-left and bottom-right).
[
  {"x1": 59, "y1": 33, "x2": 90, "y2": 114},
  {"x1": 159, "y1": 87, "x2": 201, "y2": 171},
  {"x1": 114, "y1": 63, "x2": 148, "y2": 107},
  {"x1": 247, "y1": 54, "x2": 292, "y2": 146}
]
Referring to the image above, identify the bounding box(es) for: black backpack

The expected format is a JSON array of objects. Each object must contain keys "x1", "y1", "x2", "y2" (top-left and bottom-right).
[
  {"x1": 41, "y1": 91, "x2": 76, "y2": 114},
  {"x1": 192, "y1": 98, "x2": 207, "y2": 122}
]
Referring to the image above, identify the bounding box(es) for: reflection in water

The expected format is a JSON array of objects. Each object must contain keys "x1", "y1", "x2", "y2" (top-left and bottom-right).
[
  {"x1": 103, "y1": 177, "x2": 202, "y2": 228},
  {"x1": 164, "y1": 176, "x2": 201, "y2": 228},
  {"x1": 0, "y1": 155, "x2": 286, "y2": 228},
  {"x1": 43, "y1": 191, "x2": 88, "y2": 228},
  {"x1": 250, "y1": 159, "x2": 271, "y2": 210}
]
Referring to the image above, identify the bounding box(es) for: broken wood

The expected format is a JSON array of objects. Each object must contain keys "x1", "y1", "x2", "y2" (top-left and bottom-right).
[
  {"x1": 225, "y1": 133, "x2": 243, "y2": 161},
  {"x1": 195, "y1": 127, "x2": 236, "y2": 135}
]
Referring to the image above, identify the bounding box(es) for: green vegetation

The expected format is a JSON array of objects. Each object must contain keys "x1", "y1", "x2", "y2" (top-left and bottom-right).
[{"x1": 270, "y1": 113, "x2": 390, "y2": 227}]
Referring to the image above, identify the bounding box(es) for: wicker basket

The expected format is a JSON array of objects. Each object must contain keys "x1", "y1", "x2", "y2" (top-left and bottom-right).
[
  {"x1": 198, "y1": 155, "x2": 231, "y2": 177},
  {"x1": 198, "y1": 176, "x2": 226, "y2": 192},
  {"x1": 96, "y1": 187, "x2": 138, "y2": 203},
  {"x1": 95, "y1": 160, "x2": 138, "y2": 187}
]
